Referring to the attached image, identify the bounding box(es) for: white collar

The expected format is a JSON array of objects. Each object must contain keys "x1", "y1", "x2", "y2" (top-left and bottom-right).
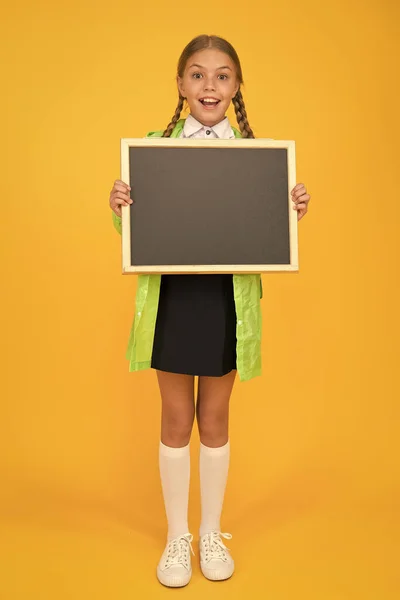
[{"x1": 182, "y1": 114, "x2": 235, "y2": 139}]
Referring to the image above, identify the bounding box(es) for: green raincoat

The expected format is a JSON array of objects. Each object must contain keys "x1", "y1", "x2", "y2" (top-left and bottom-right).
[{"x1": 112, "y1": 119, "x2": 263, "y2": 381}]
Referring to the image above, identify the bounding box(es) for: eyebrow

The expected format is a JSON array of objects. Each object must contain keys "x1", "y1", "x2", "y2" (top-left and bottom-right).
[{"x1": 188, "y1": 63, "x2": 232, "y2": 71}]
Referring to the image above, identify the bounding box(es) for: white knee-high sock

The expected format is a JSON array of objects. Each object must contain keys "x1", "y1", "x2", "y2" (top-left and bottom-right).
[
  {"x1": 159, "y1": 441, "x2": 191, "y2": 542},
  {"x1": 199, "y1": 440, "x2": 230, "y2": 537}
]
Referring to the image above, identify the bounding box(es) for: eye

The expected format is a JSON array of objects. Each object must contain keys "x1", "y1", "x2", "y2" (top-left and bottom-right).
[
  {"x1": 192, "y1": 72, "x2": 203, "y2": 79},
  {"x1": 218, "y1": 74, "x2": 228, "y2": 80}
]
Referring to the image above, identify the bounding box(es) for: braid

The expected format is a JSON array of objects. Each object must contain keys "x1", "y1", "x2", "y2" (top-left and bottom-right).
[
  {"x1": 162, "y1": 95, "x2": 185, "y2": 137},
  {"x1": 232, "y1": 90, "x2": 255, "y2": 138}
]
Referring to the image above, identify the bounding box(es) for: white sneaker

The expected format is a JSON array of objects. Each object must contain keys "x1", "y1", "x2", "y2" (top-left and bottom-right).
[
  {"x1": 199, "y1": 531, "x2": 234, "y2": 581},
  {"x1": 156, "y1": 533, "x2": 194, "y2": 587}
]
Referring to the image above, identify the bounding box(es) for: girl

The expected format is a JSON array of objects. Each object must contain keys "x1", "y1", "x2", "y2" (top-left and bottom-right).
[{"x1": 109, "y1": 34, "x2": 310, "y2": 588}]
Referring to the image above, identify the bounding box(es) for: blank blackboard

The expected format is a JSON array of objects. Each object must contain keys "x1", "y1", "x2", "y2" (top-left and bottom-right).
[{"x1": 120, "y1": 138, "x2": 298, "y2": 274}]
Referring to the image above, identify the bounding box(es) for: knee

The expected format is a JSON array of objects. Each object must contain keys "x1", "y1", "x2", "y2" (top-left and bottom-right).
[
  {"x1": 162, "y1": 410, "x2": 195, "y2": 447},
  {"x1": 197, "y1": 411, "x2": 229, "y2": 447}
]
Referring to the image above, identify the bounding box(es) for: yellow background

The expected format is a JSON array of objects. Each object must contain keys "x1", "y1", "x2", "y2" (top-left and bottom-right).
[{"x1": 1, "y1": 0, "x2": 399, "y2": 598}]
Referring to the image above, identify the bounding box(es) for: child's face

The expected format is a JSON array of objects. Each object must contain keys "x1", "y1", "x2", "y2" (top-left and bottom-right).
[{"x1": 178, "y1": 49, "x2": 240, "y2": 127}]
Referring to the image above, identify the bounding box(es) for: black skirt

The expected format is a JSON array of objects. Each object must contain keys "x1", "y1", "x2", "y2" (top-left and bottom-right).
[{"x1": 151, "y1": 274, "x2": 237, "y2": 377}]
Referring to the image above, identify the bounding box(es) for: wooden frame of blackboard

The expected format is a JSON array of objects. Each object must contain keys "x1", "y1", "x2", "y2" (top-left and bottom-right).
[{"x1": 120, "y1": 137, "x2": 298, "y2": 274}]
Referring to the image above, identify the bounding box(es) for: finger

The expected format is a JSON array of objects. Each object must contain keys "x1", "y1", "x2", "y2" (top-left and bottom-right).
[
  {"x1": 112, "y1": 192, "x2": 132, "y2": 205},
  {"x1": 112, "y1": 185, "x2": 131, "y2": 197},
  {"x1": 110, "y1": 184, "x2": 131, "y2": 198},
  {"x1": 112, "y1": 198, "x2": 128, "y2": 213},
  {"x1": 293, "y1": 202, "x2": 307, "y2": 210},
  {"x1": 113, "y1": 191, "x2": 131, "y2": 201},
  {"x1": 291, "y1": 183, "x2": 305, "y2": 195},
  {"x1": 113, "y1": 183, "x2": 131, "y2": 192},
  {"x1": 293, "y1": 193, "x2": 310, "y2": 204},
  {"x1": 113, "y1": 200, "x2": 131, "y2": 208},
  {"x1": 114, "y1": 179, "x2": 131, "y2": 189},
  {"x1": 293, "y1": 188, "x2": 307, "y2": 201}
]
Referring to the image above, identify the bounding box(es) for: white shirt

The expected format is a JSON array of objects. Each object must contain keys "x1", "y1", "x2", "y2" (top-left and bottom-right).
[{"x1": 181, "y1": 114, "x2": 236, "y2": 140}]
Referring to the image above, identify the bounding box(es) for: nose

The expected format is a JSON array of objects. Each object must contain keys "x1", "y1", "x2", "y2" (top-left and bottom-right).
[{"x1": 203, "y1": 75, "x2": 216, "y2": 91}]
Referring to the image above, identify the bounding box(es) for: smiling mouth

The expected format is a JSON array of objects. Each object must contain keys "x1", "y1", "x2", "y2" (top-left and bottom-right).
[{"x1": 199, "y1": 98, "x2": 221, "y2": 108}]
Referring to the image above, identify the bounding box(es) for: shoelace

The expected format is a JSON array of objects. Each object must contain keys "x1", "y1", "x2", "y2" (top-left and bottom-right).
[
  {"x1": 202, "y1": 531, "x2": 232, "y2": 561},
  {"x1": 164, "y1": 533, "x2": 195, "y2": 568}
]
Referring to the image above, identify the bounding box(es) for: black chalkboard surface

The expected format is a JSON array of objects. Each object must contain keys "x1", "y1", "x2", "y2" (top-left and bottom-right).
[{"x1": 120, "y1": 138, "x2": 298, "y2": 274}]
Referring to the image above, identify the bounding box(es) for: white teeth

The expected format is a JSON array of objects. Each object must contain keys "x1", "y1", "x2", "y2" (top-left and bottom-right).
[{"x1": 201, "y1": 98, "x2": 218, "y2": 103}]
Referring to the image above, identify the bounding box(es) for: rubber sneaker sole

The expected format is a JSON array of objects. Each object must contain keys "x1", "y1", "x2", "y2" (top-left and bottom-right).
[
  {"x1": 157, "y1": 566, "x2": 192, "y2": 587},
  {"x1": 200, "y1": 562, "x2": 234, "y2": 581}
]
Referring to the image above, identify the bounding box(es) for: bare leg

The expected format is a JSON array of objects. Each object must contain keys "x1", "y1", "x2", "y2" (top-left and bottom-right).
[
  {"x1": 196, "y1": 370, "x2": 236, "y2": 447},
  {"x1": 157, "y1": 370, "x2": 195, "y2": 447}
]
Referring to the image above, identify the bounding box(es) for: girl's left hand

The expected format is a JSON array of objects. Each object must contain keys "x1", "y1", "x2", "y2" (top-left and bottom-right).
[{"x1": 291, "y1": 183, "x2": 311, "y2": 220}]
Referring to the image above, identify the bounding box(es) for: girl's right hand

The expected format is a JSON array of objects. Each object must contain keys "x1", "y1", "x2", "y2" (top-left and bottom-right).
[{"x1": 109, "y1": 180, "x2": 132, "y2": 217}]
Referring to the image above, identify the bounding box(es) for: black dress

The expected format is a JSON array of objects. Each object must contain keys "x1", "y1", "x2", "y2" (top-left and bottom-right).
[{"x1": 151, "y1": 274, "x2": 237, "y2": 377}]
